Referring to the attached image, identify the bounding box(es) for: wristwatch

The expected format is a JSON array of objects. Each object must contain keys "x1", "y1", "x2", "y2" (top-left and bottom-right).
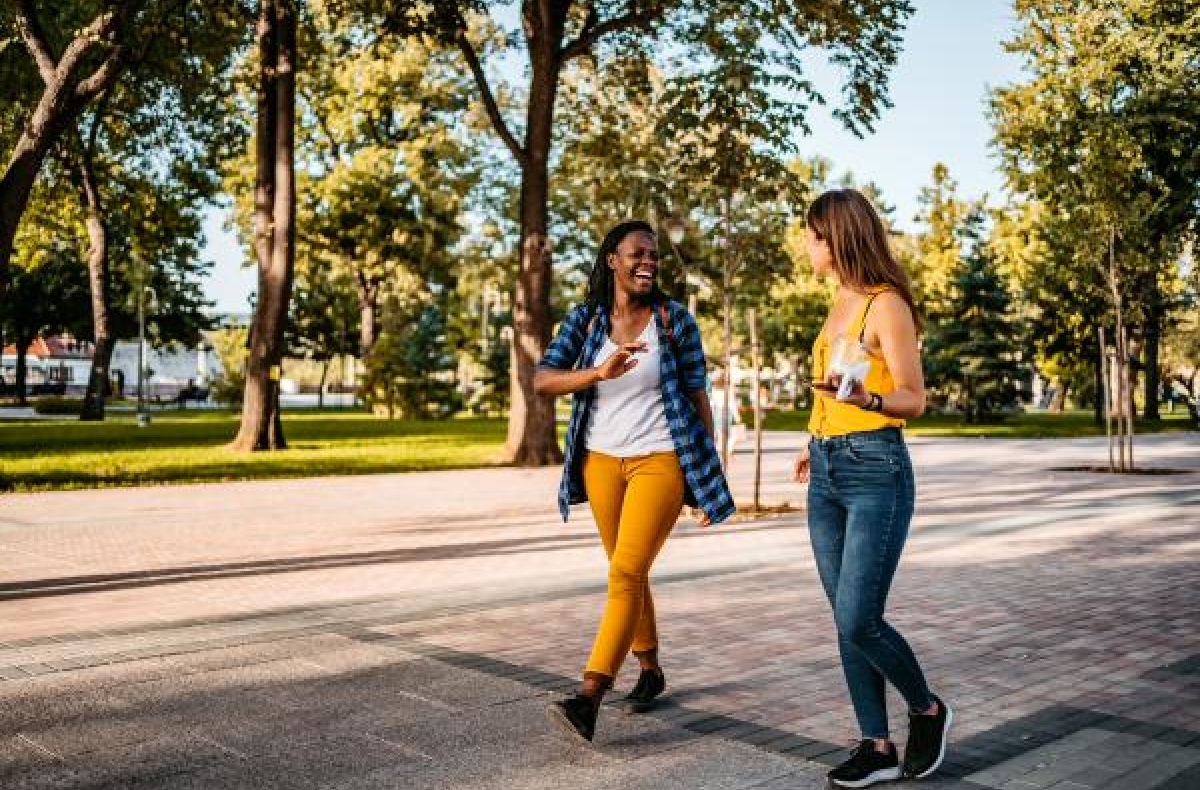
[{"x1": 864, "y1": 392, "x2": 884, "y2": 412}]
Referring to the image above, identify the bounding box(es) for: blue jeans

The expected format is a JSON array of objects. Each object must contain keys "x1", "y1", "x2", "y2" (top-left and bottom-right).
[{"x1": 807, "y1": 427, "x2": 933, "y2": 739}]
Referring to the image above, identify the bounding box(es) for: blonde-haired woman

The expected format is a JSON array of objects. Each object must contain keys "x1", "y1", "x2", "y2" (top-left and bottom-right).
[{"x1": 794, "y1": 189, "x2": 951, "y2": 787}]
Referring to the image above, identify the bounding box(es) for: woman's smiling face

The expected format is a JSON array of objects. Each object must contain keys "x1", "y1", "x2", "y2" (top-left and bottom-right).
[{"x1": 608, "y1": 230, "x2": 660, "y2": 298}]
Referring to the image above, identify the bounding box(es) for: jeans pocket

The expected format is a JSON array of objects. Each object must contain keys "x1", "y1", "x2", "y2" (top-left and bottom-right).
[{"x1": 843, "y1": 442, "x2": 898, "y2": 468}]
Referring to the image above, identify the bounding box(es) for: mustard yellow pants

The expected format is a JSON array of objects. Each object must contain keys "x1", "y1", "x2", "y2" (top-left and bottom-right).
[{"x1": 581, "y1": 450, "x2": 686, "y2": 681}]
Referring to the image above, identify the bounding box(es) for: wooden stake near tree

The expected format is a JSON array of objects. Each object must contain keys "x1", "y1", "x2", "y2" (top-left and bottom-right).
[
  {"x1": 719, "y1": 258, "x2": 737, "y2": 469},
  {"x1": 231, "y1": 0, "x2": 298, "y2": 451},
  {"x1": 1100, "y1": 226, "x2": 1135, "y2": 472},
  {"x1": 748, "y1": 307, "x2": 764, "y2": 512},
  {"x1": 1100, "y1": 326, "x2": 1114, "y2": 471}
]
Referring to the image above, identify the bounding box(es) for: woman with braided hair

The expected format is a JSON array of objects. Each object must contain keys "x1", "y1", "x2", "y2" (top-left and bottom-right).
[{"x1": 535, "y1": 220, "x2": 733, "y2": 742}]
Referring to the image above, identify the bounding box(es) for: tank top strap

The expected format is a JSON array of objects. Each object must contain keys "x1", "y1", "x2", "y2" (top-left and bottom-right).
[{"x1": 851, "y1": 286, "x2": 892, "y2": 344}]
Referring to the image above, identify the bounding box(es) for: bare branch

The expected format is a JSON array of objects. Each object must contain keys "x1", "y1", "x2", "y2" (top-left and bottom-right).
[
  {"x1": 11, "y1": 0, "x2": 57, "y2": 84},
  {"x1": 455, "y1": 29, "x2": 527, "y2": 168},
  {"x1": 78, "y1": 89, "x2": 112, "y2": 166},
  {"x1": 560, "y1": 5, "x2": 666, "y2": 62}
]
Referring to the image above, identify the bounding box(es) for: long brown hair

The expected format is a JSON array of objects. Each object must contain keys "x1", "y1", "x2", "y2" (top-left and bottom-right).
[{"x1": 806, "y1": 188, "x2": 922, "y2": 332}]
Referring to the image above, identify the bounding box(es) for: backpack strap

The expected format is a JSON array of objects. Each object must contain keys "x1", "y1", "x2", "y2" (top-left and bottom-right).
[
  {"x1": 658, "y1": 302, "x2": 677, "y2": 351},
  {"x1": 587, "y1": 302, "x2": 677, "y2": 352}
]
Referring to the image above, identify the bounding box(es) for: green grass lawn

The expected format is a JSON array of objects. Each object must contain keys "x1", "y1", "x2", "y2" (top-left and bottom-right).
[
  {"x1": 1, "y1": 406, "x2": 1193, "y2": 493},
  {"x1": 0, "y1": 409, "x2": 506, "y2": 493},
  {"x1": 761, "y1": 407, "x2": 1196, "y2": 438}
]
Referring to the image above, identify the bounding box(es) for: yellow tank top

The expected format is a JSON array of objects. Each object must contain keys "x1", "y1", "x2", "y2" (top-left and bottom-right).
[{"x1": 808, "y1": 287, "x2": 906, "y2": 437}]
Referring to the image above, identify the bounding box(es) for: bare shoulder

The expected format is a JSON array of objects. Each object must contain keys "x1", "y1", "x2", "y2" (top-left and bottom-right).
[
  {"x1": 872, "y1": 290, "x2": 917, "y2": 329},
  {"x1": 864, "y1": 290, "x2": 918, "y2": 351}
]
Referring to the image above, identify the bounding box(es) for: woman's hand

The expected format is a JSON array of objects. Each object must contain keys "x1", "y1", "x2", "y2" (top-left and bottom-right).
[
  {"x1": 837, "y1": 376, "x2": 872, "y2": 408},
  {"x1": 596, "y1": 342, "x2": 646, "y2": 381},
  {"x1": 816, "y1": 373, "x2": 871, "y2": 409},
  {"x1": 793, "y1": 446, "x2": 811, "y2": 484},
  {"x1": 691, "y1": 508, "x2": 712, "y2": 528}
]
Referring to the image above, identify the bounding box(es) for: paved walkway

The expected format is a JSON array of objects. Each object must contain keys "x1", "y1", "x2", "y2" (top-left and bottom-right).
[{"x1": 0, "y1": 432, "x2": 1197, "y2": 789}]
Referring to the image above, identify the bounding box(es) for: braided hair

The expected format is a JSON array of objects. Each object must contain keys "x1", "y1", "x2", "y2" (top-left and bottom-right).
[{"x1": 584, "y1": 220, "x2": 664, "y2": 311}]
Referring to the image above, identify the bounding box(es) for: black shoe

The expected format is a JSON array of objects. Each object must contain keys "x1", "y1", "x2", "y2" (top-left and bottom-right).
[
  {"x1": 903, "y1": 694, "x2": 953, "y2": 779},
  {"x1": 546, "y1": 695, "x2": 598, "y2": 742},
  {"x1": 621, "y1": 668, "x2": 666, "y2": 713},
  {"x1": 828, "y1": 740, "x2": 902, "y2": 788}
]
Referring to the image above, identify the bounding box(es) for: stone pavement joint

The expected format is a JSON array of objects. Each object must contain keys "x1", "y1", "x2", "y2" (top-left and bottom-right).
[{"x1": 0, "y1": 433, "x2": 1197, "y2": 789}]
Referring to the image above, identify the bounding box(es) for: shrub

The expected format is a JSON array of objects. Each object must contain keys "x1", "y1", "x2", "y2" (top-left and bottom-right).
[{"x1": 32, "y1": 397, "x2": 84, "y2": 415}]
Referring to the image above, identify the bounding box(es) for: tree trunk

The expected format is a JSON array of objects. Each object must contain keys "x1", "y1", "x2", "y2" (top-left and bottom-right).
[
  {"x1": 75, "y1": 150, "x2": 111, "y2": 421},
  {"x1": 791, "y1": 352, "x2": 802, "y2": 409},
  {"x1": 0, "y1": 69, "x2": 80, "y2": 287},
  {"x1": 231, "y1": 0, "x2": 297, "y2": 452},
  {"x1": 1106, "y1": 230, "x2": 1132, "y2": 471},
  {"x1": 1143, "y1": 295, "x2": 1161, "y2": 421},
  {"x1": 354, "y1": 271, "x2": 378, "y2": 358},
  {"x1": 1093, "y1": 344, "x2": 1104, "y2": 426},
  {"x1": 0, "y1": 0, "x2": 137, "y2": 286},
  {"x1": 14, "y1": 332, "x2": 31, "y2": 406},
  {"x1": 0, "y1": 125, "x2": 64, "y2": 287},
  {"x1": 1049, "y1": 380, "x2": 1067, "y2": 412},
  {"x1": 502, "y1": 10, "x2": 565, "y2": 466},
  {"x1": 317, "y1": 359, "x2": 328, "y2": 408}
]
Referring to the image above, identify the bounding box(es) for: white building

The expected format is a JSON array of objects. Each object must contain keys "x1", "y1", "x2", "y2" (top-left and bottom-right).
[
  {"x1": 109, "y1": 339, "x2": 222, "y2": 400},
  {"x1": 1, "y1": 334, "x2": 222, "y2": 400},
  {"x1": 1, "y1": 336, "x2": 94, "y2": 395}
]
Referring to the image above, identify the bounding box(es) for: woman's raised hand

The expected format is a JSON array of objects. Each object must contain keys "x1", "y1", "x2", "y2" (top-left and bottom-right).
[{"x1": 596, "y1": 342, "x2": 646, "y2": 381}]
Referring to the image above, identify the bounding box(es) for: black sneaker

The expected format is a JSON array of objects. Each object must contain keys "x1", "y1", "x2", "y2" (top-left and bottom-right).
[
  {"x1": 903, "y1": 694, "x2": 953, "y2": 779},
  {"x1": 620, "y1": 668, "x2": 666, "y2": 713},
  {"x1": 828, "y1": 740, "x2": 901, "y2": 788},
  {"x1": 546, "y1": 695, "x2": 598, "y2": 742}
]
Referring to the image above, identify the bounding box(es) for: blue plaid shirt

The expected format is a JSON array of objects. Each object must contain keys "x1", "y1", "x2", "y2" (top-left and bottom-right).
[{"x1": 538, "y1": 299, "x2": 736, "y2": 525}]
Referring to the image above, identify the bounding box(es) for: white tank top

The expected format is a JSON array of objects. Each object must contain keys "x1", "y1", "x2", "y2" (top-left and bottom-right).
[{"x1": 585, "y1": 318, "x2": 675, "y2": 457}]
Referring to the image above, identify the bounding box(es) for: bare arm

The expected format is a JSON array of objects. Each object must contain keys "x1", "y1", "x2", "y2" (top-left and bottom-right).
[
  {"x1": 863, "y1": 292, "x2": 926, "y2": 419},
  {"x1": 874, "y1": 294, "x2": 926, "y2": 418},
  {"x1": 819, "y1": 292, "x2": 925, "y2": 418},
  {"x1": 534, "y1": 342, "x2": 646, "y2": 397},
  {"x1": 534, "y1": 366, "x2": 601, "y2": 397}
]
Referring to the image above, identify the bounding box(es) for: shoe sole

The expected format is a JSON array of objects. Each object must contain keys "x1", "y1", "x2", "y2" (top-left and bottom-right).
[
  {"x1": 544, "y1": 703, "x2": 592, "y2": 743},
  {"x1": 913, "y1": 703, "x2": 954, "y2": 779},
  {"x1": 828, "y1": 766, "x2": 902, "y2": 788}
]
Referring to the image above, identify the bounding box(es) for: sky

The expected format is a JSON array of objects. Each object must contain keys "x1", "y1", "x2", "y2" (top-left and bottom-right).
[{"x1": 200, "y1": 0, "x2": 1026, "y2": 314}]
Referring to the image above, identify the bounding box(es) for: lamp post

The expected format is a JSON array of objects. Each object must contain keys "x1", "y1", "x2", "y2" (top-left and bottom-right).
[
  {"x1": 479, "y1": 282, "x2": 497, "y2": 357},
  {"x1": 663, "y1": 214, "x2": 692, "y2": 309}
]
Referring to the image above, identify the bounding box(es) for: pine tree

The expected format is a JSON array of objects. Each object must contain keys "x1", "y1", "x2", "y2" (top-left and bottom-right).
[
  {"x1": 362, "y1": 295, "x2": 458, "y2": 420},
  {"x1": 924, "y1": 210, "x2": 1028, "y2": 423}
]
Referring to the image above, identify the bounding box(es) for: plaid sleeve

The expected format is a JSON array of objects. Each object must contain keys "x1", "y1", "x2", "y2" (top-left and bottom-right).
[
  {"x1": 538, "y1": 304, "x2": 590, "y2": 370},
  {"x1": 676, "y1": 308, "x2": 708, "y2": 393}
]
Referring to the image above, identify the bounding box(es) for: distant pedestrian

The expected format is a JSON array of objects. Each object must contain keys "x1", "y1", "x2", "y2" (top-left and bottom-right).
[
  {"x1": 709, "y1": 366, "x2": 743, "y2": 455},
  {"x1": 535, "y1": 220, "x2": 734, "y2": 742},
  {"x1": 793, "y1": 189, "x2": 952, "y2": 786}
]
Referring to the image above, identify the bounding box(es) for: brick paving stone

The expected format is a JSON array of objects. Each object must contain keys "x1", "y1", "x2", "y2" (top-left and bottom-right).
[{"x1": 0, "y1": 434, "x2": 1195, "y2": 789}]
